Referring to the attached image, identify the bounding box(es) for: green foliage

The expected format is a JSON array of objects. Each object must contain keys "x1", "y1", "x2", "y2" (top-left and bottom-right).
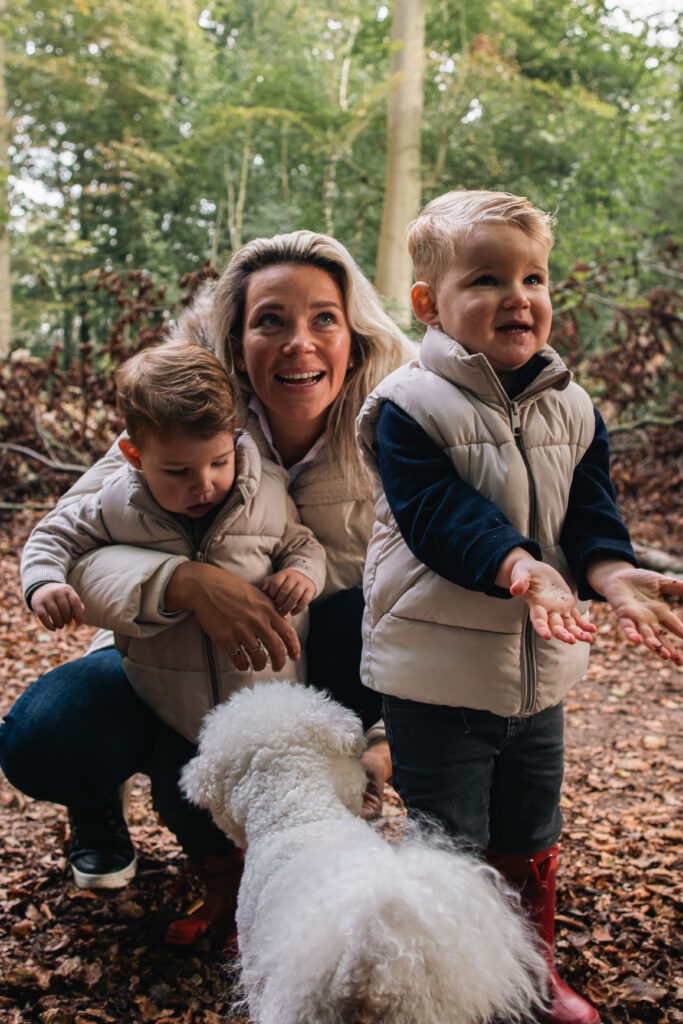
[{"x1": 5, "y1": 0, "x2": 682, "y2": 360}]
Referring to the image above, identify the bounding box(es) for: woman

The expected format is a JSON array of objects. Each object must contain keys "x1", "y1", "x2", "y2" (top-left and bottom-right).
[{"x1": 0, "y1": 230, "x2": 414, "y2": 945}]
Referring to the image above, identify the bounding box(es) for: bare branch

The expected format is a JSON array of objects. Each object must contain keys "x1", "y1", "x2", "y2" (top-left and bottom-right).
[{"x1": 0, "y1": 443, "x2": 88, "y2": 475}]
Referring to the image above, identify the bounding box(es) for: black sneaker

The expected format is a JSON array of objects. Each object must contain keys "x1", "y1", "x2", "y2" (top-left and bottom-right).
[{"x1": 67, "y1": 787, "x2": 137, "y2": 889}]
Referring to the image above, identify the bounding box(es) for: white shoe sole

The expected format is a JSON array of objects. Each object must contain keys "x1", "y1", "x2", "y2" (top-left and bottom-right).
[{"x1": 71, "y1": 854, "x2": 137, "y2": 890}]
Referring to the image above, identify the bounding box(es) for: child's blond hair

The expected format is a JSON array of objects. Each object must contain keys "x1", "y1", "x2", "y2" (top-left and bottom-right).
[
  {"x1": 408, "y1": 190, "x2": 554, "y2": 287},
  {"x1": 115, "y1": 341, "x2": 237, "y2": 446}
]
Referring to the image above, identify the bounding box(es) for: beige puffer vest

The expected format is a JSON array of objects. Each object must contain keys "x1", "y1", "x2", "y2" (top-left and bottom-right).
[{"x1": 356, "y1": 327, "x2": 596, "y2": 717}]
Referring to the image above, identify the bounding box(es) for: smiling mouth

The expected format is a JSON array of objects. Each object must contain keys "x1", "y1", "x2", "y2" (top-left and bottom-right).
[
  {"x1": 497, "y1": 323, "x2": 531, "y2": 334},
  {"x1": 275, "y1": 371, "x2": 325, "y2": 385}
]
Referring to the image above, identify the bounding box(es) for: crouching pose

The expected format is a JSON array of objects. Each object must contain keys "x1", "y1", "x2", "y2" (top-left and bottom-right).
[
  {"x1": 182, "y1": 681, "x2": 548, "y2": 1024},
  {"x1": 356, "y1": 189, "x2": 683, "y2": 1024}
]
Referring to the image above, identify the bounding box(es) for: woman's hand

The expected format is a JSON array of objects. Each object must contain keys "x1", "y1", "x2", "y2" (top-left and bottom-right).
[
  {"x1": 587, "y1": 561, "x2": 683, "y2": 665},
  {"x1": 165, "y1": 561, "x2": 301, "y2": 671}
]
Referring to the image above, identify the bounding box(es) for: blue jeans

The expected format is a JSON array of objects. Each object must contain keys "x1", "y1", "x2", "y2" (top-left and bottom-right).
[
  {"x1": 0, "y1": 648, "x2": 233, "y2": 860},
  {"x1": 383, "y1": 695, "x2": 565, "y2": 855},
  {"x1": 1, "y1": 588, "x2": 378, "y2": 860}
]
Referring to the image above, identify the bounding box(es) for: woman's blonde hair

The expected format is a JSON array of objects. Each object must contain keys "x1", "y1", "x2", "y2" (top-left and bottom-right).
[
  {"x1": 408, "y1": 190, "x2": 554, "y2": 287},
  {"x1": 199, "y1": 230, "x2": 413, "y2": 481}
]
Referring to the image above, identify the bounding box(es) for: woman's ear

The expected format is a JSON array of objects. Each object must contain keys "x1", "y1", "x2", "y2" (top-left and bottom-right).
[
  {"x1": 411, "y1": 282, "x2": 440, "y2": 327},
  {"x1": 118, "y1": 437, "x2": 143, "y2": 470}
]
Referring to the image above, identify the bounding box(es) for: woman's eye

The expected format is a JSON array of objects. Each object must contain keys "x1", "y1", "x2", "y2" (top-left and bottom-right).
[
  {"x1": 315, "y1": 311, "x2": 336, "y2": 326},
  {"x1": 259, "y1": 313, "x2": 283, "y2": 328},
  {"x1": 211, "y1": 459, "x2": 228, "y2": 468}
]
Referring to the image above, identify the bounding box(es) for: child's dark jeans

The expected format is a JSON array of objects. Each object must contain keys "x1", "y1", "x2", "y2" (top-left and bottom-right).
[{"x1": 382, "y1": 694, "x2": 565, "y2": 855}]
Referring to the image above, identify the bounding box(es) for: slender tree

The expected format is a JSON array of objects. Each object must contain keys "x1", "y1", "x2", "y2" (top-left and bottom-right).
[
  {"x1": 0, "y1": 0, "x2": 10, "y2": 356},
  {"x1": 375, "y1": 0, "x2": 426, "y2": 327}
]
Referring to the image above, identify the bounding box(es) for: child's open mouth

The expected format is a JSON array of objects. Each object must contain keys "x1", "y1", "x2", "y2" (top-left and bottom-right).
[
  {"x1": 275, "y1": 371, "x2": 325, "y2": 386},
  {"x1": 186, "y1": 501, "x2": 215, "y2": 515},
  {"x1": 497, "y1": 323, "x2": 531, "y2": 334}
]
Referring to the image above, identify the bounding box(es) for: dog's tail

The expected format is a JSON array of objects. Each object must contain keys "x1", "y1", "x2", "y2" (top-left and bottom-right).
[{"x1": 236, "y1": 823, "x2": 548, "y2": 1024}]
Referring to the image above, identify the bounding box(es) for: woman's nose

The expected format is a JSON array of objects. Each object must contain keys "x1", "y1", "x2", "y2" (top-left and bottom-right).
[{"x1": 281, "y1": 321, "x2": 316, "y2": 353}]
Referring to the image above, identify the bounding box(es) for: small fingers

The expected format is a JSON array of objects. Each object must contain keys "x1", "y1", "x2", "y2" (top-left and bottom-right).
[
  {"x1": 619, "y1": 617, "x2": 682, "y2": 665},
  {"x1": 35, "y1": 607, "x2": 57, "y2": 631},
  {"x1": 547, "y1": 611, "x2": 576, "y2": 645},
  {"x1": 658, "y1": 576, "x2": 683, "y2": 598},
  {"x1": 528, "y1": 606, "x2": 552, "y2": 641}
]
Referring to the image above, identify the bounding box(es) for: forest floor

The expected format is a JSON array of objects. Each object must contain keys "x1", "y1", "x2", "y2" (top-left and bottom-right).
[{"x1": 0, "y1": 493, "x2": 681, "y2": 1024}]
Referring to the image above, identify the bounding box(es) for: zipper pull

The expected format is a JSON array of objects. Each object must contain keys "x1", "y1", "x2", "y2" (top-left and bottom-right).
[
  {"x1": 195, "y1": 551, "x2": 204, "y2": 562},
  {"x1": 510, "y1": 402, "x2": 522, "y2": 437}
]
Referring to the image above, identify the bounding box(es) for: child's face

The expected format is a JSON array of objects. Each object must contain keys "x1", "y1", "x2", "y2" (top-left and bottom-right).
[
  {"x1": 412, "y1": 223, "x2": 553, "y2": 373},
  {"x1": 125, "y1": 430, "x2": 236, "y2": 518}
]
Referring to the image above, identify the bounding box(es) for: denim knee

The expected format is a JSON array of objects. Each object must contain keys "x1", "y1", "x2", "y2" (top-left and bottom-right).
[{"x1": 0, "y1": 649, "x2": 151, "y2": 805}]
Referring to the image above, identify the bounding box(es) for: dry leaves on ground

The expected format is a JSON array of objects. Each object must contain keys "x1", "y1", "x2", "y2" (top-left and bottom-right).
[{"x1": 1, "y1": 510, "x2": 682, "y2": 1024}]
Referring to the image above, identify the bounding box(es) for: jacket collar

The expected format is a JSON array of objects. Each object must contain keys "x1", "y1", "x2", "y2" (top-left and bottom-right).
[{"x1": 418, "y1": 326, "x2": 571, "y2": 405}]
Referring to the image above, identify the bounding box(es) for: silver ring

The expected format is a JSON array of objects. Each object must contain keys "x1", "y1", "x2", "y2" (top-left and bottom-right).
[{"x1": 246, "y1": 639, "x2": 265, "y2": 655}]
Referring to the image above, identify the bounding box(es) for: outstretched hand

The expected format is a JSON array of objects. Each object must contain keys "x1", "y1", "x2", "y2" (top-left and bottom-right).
[
  {"x1": 588, "y1": 564, "x2": 683, "y2": 665},
  {"x1": 509, "y1": 557, "x2": 595, "y2": 645}
]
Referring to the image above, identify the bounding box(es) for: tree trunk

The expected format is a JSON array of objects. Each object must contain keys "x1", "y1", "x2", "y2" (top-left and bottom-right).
[
  {"x1": 0, "y1": 0, "x2": 11, "y2": 357},
  {"x1": 375, "y1": 0, "x2": 426, "y2": 328}
]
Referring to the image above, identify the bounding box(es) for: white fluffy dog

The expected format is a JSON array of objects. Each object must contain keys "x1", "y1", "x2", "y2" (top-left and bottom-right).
[{"x1": 181, "y1": 681, "x2": 548, "y2": 1024}]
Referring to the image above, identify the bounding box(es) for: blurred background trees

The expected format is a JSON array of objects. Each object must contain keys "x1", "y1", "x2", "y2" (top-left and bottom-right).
[{"x1": 2, "y1": 0, "x2": 681, "y2": 420}]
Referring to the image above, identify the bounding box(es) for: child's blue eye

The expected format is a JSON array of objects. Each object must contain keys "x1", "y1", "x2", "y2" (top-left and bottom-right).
[
  {"x1": 164, "y1": 468, "x2": 187, "y2": 476},
  {"x1": 525, "y1": 274, "x2": 544, "y2": 285},
  {"x1": 473, "y1": 274, "x2": 496, "y2": 286}
]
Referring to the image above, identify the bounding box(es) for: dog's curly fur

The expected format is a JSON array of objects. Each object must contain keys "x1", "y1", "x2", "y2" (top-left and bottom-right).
[{"x1": 182, "y1": 681, "x2": 548, "y2": 1024}]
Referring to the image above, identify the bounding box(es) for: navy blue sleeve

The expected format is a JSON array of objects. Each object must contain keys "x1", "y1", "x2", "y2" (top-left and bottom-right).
[
  {"x1": 375, "y1": 401, "x2": 541, "y2": 597},
  {"x1": 561, "y1": 407, "x2": 638, "y2": 600}
]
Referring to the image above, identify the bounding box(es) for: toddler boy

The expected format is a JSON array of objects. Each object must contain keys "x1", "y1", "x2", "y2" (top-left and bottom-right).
[
  {"x1": 357, "y1": 190, "x2": 683, "y2": 1024},
  {"x1": 23, "y1": 341, "x2": 326, "y2": 744}
]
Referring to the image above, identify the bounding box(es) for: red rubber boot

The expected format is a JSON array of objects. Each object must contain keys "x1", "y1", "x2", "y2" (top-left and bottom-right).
[
  {"x1": 487, "y1": 845, "x2": 601, "y2": 1024},
  {"x1": 165, "y1": 850, "x2": 244, "y2": 946}
]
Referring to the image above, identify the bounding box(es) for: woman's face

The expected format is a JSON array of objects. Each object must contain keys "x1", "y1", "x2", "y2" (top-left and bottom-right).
[{"x1": 236, "y1": 263, "x2": 353, "y2": 451}]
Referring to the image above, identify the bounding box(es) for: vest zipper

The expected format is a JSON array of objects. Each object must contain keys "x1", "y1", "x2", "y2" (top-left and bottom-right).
[
  {"x1": 509, "y1": 400, "x2": 538, "y2": 716},
  {"x1": 193, "y1": 549, "x2": 222, "y2": 709}
]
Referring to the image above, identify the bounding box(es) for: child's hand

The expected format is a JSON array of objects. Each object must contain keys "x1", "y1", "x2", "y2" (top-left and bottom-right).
[
  {"x1": 588, "y1": 563, "x2": 683, "y2": 665},
  {"x1": 509, "y1": 557, "x2": 595, "y2": 645},
  {"x1": 262, "y1": 569, "x2": 316, "y2": 616},
  {"x1": 30, "y1": 583, "x2": 85, "y2": 631}
]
